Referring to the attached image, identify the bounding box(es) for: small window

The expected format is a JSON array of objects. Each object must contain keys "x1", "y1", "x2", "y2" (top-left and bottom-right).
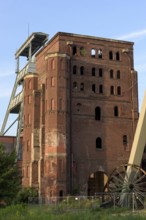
[
  {"x1": 110, "y1": 86, "x2": 114, "y2": 95},
  {"x1": 114, "y1": 106, "x2": 119, "y2": 117},
  {"x1": 109, "y1": 51, "x2": 113, "y2": 60},
  {"x1": 80, "y1": 66, "x2": 84, "y2": 75},
  {"x1": 123, "y1": 135, "x2": 128, "y2": 145},
  {"x1": 28, "y1": 95, "x2": 32, "y2": 104},
  {"x1": 51, "y1": 77, "x2": 55, "y2": 87},
  {"x1": 80, "y1": 47, "x2": 85, "y2": 56},
  {"x1": 110, "y1": 69, "x2": 114, "y2": 78},
  {"x1": 95, "y1": 107, "x2": 101, "y2": 120},
  {"x1": 99, "y1": 85, "x2": 103, "y2": 94},
  {"x1": 73, "y1": 65, "x2": 77, "y2": 74},
  {"x1": 116, "y1": 52, "x2": 120, "y2": 61},
  {"x1": 99, "y1": 68, "x2": 103, "y2": 77},
  {"x1": 96, "y1": 137, "x2": 102, "y2": 149},
  {"x1": 92, "y1": 67, "x2": 96, "y2": 76},
  {"x1": 73, "y1": 82, "x2": 77, "y2": 90},
  {"x1": 91, "y1": 49, "x2": 96, "y2": 58},
  {"x1": 117, "y1": 86, "x2": 121, "y2": 95},
  {"x1": 117, "y1": 70, "x2": 120, "y2": 79},
  {"x1": 28, "y1": 79, "x2": 32, "y2": 89},
  {"x1": 80, "y1": 83, "x2": 84, "y2": 91},
  {"x1": 73, "y1": 46, "x2": 77, "y2": 55},
  {"x1": 51, "y1": 59, "x2": 55, "y2": 70},
  {"x1": 92, "y1": 84, "x2": 96, "y2": 93},
  {"x1": 98, "y1": 49, "x2": 102, "y2": 59}
]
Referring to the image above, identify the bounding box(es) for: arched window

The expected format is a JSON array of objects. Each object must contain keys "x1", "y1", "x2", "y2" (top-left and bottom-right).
[
  {"x1": 73, "y1": 82, "x2": 77, "y2": 90},
  {"x1": 96, "y1": 137, "x2": 102, "y2": 149},
  {"x1": 110, "y1": 69, "x2": 114, "y2": 78},
  {"x1": 116, "y1": 52, "x2": 120, "y2": 61},
  {"x1": 73, "y1": 65, "x2": 77, "y2": 74},
  {"x1": 99, "y1": 68, "x2": 103, "y2": 77},
  {"x1": 92, "y1": 67, "x2": 96, "y2": 76},
  {"x1": 99, "y1": 85, "x2": 103, "y2": 94},
  {"x1": 109, "y1": 51, "x2": 113, "y2": 60},
  {"x1": 117, "y1": 86, "x2": 121, "y2": 95},
  {"x1": 110, "y1": 86, "x2": 114, "y2": 95},
  {"x1": 80, "y1": 66, "x2": 84, "y2": 75},
  {"x1": 98, "y1": 49, "x2": 102, "y2": 59},
  {"x1": 114, "y1": 106, "x2": 119, "y2": 117},
  {"x1": 72, "y1": 46, "x2": 77, "y2": 55},
  {"x1": 95, "y1": 107, "x2": 101, "y2": 120},
  {"x1": 80, "y1": 83, "x2": 84, "y2": 91},
  {"x1": 80, "y1": 47, "x2": 85, "y2": 56},
  {"x1": 91, "y1": 49, "x2": 96, "y2": 58},
  {"x1": 92, "y1": 84, "x2": 96, "y2": 93},
  {"x1": 117, "y1": 70, "x2": 120, "y2": 79}
]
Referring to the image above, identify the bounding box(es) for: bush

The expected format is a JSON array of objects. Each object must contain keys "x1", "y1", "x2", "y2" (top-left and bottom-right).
[{"x1": 14, "y1": 187, "x2": 38, "y2": 204}]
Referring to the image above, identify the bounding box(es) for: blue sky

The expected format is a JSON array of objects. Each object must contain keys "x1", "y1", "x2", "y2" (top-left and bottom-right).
[{"x1": 0, "y1": 0, "x2": 146, "y2": 135}]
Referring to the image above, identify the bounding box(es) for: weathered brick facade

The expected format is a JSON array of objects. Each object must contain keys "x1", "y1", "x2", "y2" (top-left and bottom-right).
[{"x1": 1, "y1": 32, "x2": 140, "y2": 198}]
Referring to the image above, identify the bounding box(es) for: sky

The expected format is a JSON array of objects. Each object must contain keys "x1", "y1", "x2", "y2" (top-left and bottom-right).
[{"x1": 0, "y1": 0, "x2": 146, "y2": 135}]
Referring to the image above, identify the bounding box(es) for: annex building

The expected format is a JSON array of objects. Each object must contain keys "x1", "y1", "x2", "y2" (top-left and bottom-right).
[{"x1": 0, "y1": 32, "x2": 140, "y2": 198}]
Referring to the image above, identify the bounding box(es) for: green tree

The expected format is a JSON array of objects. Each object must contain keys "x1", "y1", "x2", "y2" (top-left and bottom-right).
[{"x1": 0, "y1": 144, "x2": 21, "y2": 203}]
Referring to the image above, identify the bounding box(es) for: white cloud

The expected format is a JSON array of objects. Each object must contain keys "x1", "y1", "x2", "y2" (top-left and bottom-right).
[{"x1": 117, "y1": 29, "x2": 146, "y2": 40}]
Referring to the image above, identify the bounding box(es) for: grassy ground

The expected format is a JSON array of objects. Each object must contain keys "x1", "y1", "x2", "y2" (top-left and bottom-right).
[{"x1": 0, "y1": 204, "x2": 146, "y2": 220}]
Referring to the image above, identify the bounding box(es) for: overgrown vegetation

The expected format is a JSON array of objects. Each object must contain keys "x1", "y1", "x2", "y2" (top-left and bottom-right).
[{"x1": 0, "y1": 204, "x2": 146, "y2": 220}]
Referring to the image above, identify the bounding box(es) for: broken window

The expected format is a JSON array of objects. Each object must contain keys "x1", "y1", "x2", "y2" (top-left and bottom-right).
[
  {"x1": 117, "y1": 70, "x2": 120, "y2": 79},
  {"x1": 98, "y1": 49, "x2": 102, "y2": 59},
  {"x1": 96, "y1": 137, "x2": 102, "y2": 149},
  {"x1": 92, "y1": 67, "x2": 96, "y2": 76},
  {"x1": 99, "y1": 85, "x2": 103, "y2": 94},
  {"x1": 80, "y1": 66, "x2": 84, "y2": 75},
  {"x1": 99, "y1": 68, "x2": 103, "y2": 77},
  {"x1": 110, "y1": 86, "x2": 114, "y2": 95},
  {"x1": 116, "y1": 52, "x2": 120, "y2": 61},
  {"x1": 114, "y1": 106, "x2": 119, "y2": 117},
  {"x1": 80, "y1": 47, "x2": 85, "y2": 56},
  {"x1": 92, "y1": 84, "x2": 96, "y2": 93},
  {"x1": 73, "y1": 65, "x2": 77, "y2": 74},
  {"x1": 117, "y1": 86, "x2": 121, "y2": 95},
  {"x1": 80, "y1": 83, "x2": 84, "y2": 91},
  {"x1": 91, "y1": 49, "x2": 96, "y2": 58},
  {"x1": 95, "y1": 107, "x2": 101, "y2": 120},
  {"x1": 109, "y1": 51, "x2": 113, "y2": 60},
  {"x1": 110, "y1": 69, "x2": 114, "y2": 78},
  {"x1": 72, "y1": 46, "x2": 77, "y2": 55}
]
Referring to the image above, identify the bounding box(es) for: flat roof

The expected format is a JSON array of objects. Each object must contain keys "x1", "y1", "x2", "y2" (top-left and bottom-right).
[{"x1": 15, "y1": 32, "x2": 48, "y2": 59}]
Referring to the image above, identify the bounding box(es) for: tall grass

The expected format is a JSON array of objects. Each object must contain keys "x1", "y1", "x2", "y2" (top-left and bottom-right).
[{"x1": 0, "y1": 204, "x2": 146, "y2": 220}]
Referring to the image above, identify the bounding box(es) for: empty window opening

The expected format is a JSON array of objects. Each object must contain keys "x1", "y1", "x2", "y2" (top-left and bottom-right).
[
  {"x1": 51, "y1": 99, "x2": 55, "y2": 110},
  {"x1": 98, "y1": 49, "x2": 102, "y2": 59},
  {"x1": 99, "y1": 68, "x2": 103, "y2": 77},
  {"x1": 73, "y1": 82, "x2": 78, "y2": 90},
  {"x1": 92, "y1": 84, "x2": 96, "y2": 93},
  {"x1": 80, "y1": 83, "x2": 84, "y2": 91},
  {"x1": 114, "y1": 106, "x2": 119, "y2": 117},
  {"x1": 80, "y1": 47, "x2": 85, "y2": 56},
  {"x1": 59, "y1": 98, "x2": 62, "y2": 110},
  {"x1": 99, "y1": 85, "x2": 103, "y2": 94},
  {"x1": 73, "y1": 65, "x2": 77, "y2": 74},
  {"x1": 80, "y1": 66, "x2": 84, "y2": 75},
  {"x1": 73, "y1": 46, "x2": 77, "y2": 55},
  {"x1": 116, "y1": 52, "x2": 120, "y2": 61},
  {"x1": 110, "y1": 69, "x2": 114, "y2": 78},
  {"x1": 91, "y1": 49, "x2": 96, "y2": 58},
  {"x1": 109, "y1": 51, "x2": 113, "y2": 60},
  {"x1": 92, "y1": 67, "x2": 96, "y2": 76},
  {"x1": 59, "y1": 190, "x2": 63, "y2": 197},
  {"x1": 117, "y1": 70, "x2": 120, "y2": 79},
  {"x1": 117, "y1": 86, "x2": 121, "y2": 95},
  {"x1": 123, "y1": 135, "x2": 128, "y2": 145},
  {"x1": 95, "y1": 107, "x2": 101, "y2": 120},
  {"x1": 96, "y1": 137, "x2": 102, "y2": 149},
  {"x1": 77, "y1": 103, "x2": 82, "y2": 111},
  {"x1": 110, "y1": 86, "x2": 114, "y2": 95}
]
